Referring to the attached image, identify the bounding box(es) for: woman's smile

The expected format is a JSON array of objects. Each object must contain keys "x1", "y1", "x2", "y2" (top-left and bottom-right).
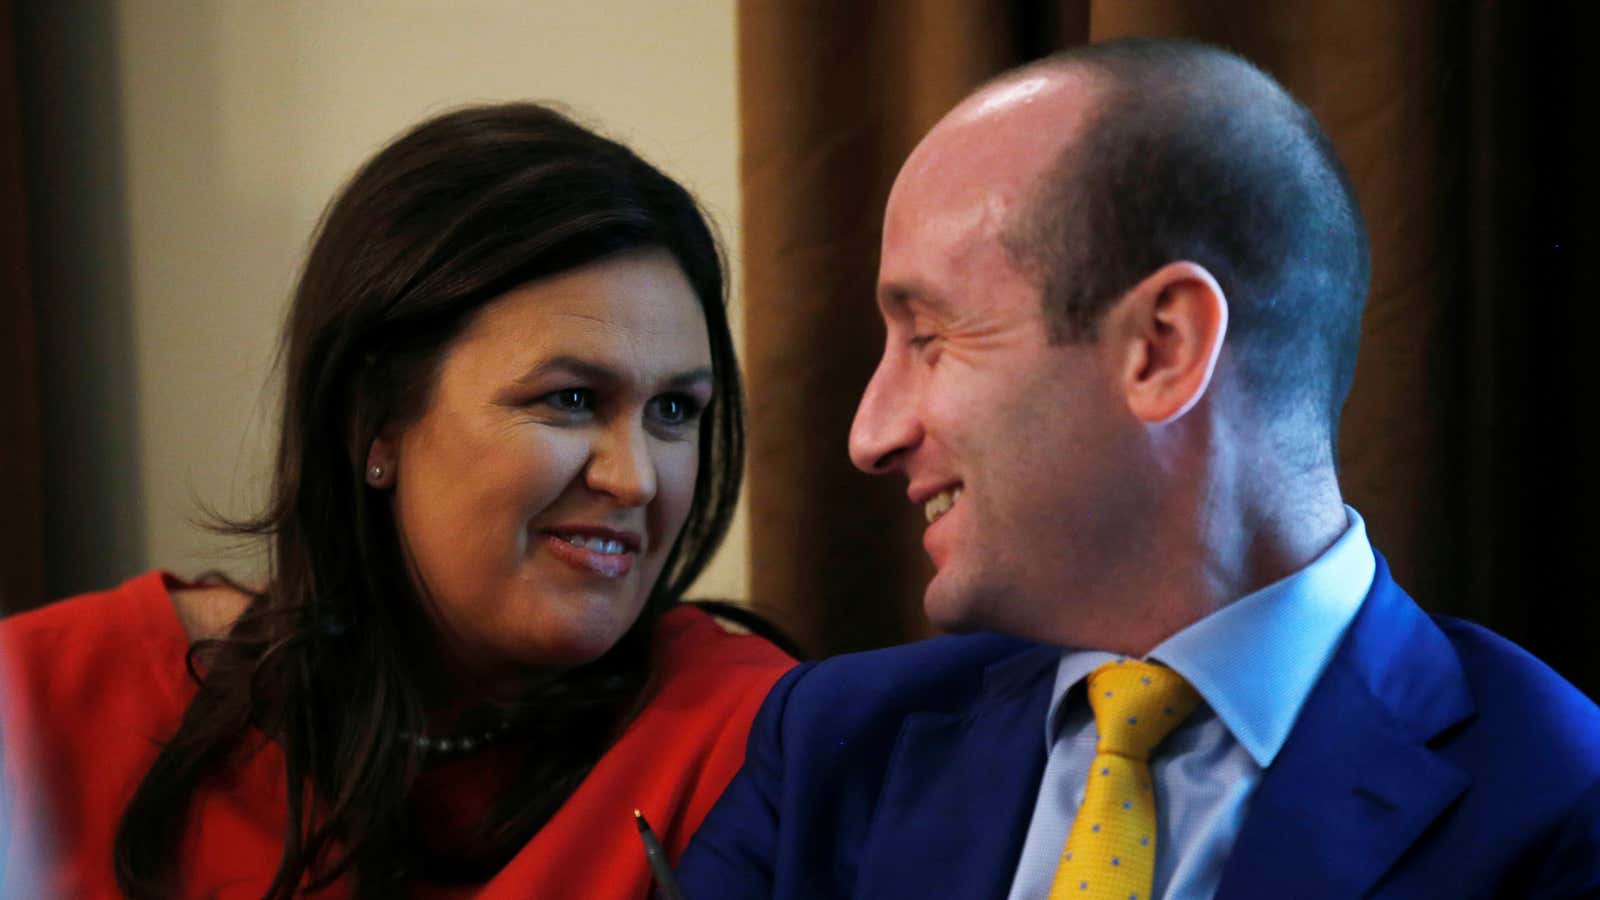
[{"x1": 539, "y1": 524, "x2": 643, "y2": 578}]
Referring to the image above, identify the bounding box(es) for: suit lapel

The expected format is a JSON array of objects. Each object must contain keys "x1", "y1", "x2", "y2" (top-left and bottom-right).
[
  {"x1": 1216, "y1": 555, "x2": 1475, "y2": 899},
  {"x1": 854, "y1": 644, "x2": 1057, "y2": 900}
]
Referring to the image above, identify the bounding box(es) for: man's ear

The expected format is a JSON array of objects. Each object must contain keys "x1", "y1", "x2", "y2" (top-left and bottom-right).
[{"x1": 1104, "y1": 261, "x2": 1229, "y2": 425}]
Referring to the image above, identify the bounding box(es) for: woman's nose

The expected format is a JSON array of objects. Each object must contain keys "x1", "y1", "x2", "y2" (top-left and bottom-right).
[{"x1": 586, "y1": 422, "x2": 658, "y2": 507}]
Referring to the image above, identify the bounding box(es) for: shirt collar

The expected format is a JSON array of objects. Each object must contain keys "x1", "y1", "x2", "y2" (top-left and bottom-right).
[{"x1": 1043, "y1": 507, "x2": 1375, "y2": 768}]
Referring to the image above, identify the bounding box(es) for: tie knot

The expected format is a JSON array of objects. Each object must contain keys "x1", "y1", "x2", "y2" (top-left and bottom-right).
[{"x1": 1085, "y1": 660, "x2": 1199, "y2": 760}]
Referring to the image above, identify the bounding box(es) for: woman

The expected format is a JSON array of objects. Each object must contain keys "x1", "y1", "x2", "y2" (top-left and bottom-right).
[{"x1": 0, "y1": 103, "x2": 793, "y2": 898}]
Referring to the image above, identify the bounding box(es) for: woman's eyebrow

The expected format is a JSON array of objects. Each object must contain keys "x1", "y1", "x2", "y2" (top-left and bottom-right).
[
  {"x1": 516, "y1": 357, "x2": 714, "y2": 390},
  {"x1": 664, "y1": 367, "x2": 715, "y2": 391},
  {"x1": 514, "y1": 355, "x2": 618, "y2": 385}
]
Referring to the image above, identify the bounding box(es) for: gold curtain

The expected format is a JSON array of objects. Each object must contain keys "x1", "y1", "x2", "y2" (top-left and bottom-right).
[
  {"x1": 738, "y1": 0, "x2": 1599, "y2": 697},
  {"x1": 0, "y1": 0, "x2": 44, "y2": 615}
]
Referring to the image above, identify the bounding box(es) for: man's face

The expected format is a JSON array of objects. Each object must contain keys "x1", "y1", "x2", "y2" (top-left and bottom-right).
[{"x1": 849, "y1": 77, "x2": 1155, "y2": 641}]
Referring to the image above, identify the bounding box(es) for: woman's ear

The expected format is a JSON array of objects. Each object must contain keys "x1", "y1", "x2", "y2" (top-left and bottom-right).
[
  {"x1": 1106, "y1": 261, "x2": 1229, "y2": 425},
  {"x1": 365, "y1": 436, "x2": 397, "y2": 489}
]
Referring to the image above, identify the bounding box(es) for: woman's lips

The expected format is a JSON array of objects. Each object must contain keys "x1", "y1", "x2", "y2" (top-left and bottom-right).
[{"x1": 542, "y1": 532, "x2": 636, "y2": 578}]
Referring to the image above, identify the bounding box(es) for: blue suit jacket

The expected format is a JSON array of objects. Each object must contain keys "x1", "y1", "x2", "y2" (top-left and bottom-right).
[{"x1": 678, "y1": 556, "x2": 1600, "y2": 898}]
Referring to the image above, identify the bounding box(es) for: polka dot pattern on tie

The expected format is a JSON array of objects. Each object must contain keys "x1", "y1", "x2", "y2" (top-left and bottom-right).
[{"x1": 1046, "y1": 659, "x2": 1201, "y2": 900}]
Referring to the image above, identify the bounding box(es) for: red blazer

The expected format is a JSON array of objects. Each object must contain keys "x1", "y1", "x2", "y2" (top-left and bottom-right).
[{"x1": 0, "y1": 571, "x2": 793, "y2": 899}]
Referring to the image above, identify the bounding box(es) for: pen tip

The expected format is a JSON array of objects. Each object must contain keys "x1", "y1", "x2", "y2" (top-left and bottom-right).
[{"x1": 633, "y1": 808, "x2": 643, "y2": 819}]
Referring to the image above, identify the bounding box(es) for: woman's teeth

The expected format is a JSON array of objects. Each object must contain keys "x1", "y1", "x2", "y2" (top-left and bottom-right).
[
  {"x1": 924, "y1": 487, "x2": 962, "y2": 524},
  {"x1": 555, "y1": 534, "x2": 627, "y2": 554}
]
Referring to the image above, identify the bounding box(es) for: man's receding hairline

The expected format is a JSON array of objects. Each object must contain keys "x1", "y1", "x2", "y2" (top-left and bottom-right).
[
  {"x1": 969, "y1": 38, "x2": 1372, "y2": 449},
  {"x1": 975, "y1": 44, "x2": 1295, "y2": 137},
  {"x1": 978, "y1": 66, "x2": 1110, "y2": 317},
  {"x1": 983, "y1": 44, "x2": 1308, "y2": 298},
  {"x1": 963, "y1": 62, "x2": 1114, "y2": 279}
]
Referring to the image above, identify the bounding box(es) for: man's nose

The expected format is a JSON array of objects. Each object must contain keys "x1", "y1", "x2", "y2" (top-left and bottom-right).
[
  {"x1": 848, "y1": 354, "x2": 921, "y2": 474},
  {"x1": 586, "y1": 421, "x2": 658, "y2": 507}
]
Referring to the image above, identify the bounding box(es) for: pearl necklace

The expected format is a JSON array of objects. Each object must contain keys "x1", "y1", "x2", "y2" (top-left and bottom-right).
[{"x1": 399, "y1": 718, "x2": 515, "y2": 759}]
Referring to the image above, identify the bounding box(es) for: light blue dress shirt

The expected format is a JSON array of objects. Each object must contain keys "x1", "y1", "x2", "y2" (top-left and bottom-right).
[{"x1": 1005, "y1": 507, "x2": 1376, "y2": 900}]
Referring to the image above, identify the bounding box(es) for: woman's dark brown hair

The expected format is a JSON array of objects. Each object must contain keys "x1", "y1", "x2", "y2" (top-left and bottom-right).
[{"x1": 112, "y1": 102, "x2": 741, "y2": 898}]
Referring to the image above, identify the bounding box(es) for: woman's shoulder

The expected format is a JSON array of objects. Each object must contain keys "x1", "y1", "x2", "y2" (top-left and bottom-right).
[
  {"x1": 2, "y1": 571, "x2": 178, "y2": 647},
  {"x1": 0, "y1": 573, "x2": 247, "y2": 897},
  {"x1": 654, "y1": 604, "x2": 797, "y2": 681},
  {"x1": 0, "y1": 572, "x2": 199, "y2": 719},
  {"x1": 639, "y1": 605, "x2": 796, "y2": 737},
  {"x1": 538, "y1": 605, "x2": 794, "y2": 870}
]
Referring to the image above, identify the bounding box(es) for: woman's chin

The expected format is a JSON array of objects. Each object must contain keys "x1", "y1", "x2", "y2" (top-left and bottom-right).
[
  {"x1": 510, "y1": 610, "x2": 638, "y2": 671},
  {"x1": 525, "y1": 635, "x2": 617, "y2": 671},
  {"x1": 434, "y1": 578, "x2": 652, "y2": 679}
]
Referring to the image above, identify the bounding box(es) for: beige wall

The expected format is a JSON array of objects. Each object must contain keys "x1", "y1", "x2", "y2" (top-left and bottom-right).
[{"x1": 24, "y1": 0, "x2": 747, "y2": 601}]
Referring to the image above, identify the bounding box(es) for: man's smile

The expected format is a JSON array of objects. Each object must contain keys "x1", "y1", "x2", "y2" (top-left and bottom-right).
[{"x1": 924, "y1": 485, "x2": 963, "y2": 524}]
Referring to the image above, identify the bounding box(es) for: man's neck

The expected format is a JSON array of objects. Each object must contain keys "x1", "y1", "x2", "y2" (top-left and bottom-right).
[
  {"x1": 1026, "y1": 469, "x2": 1349, "y2": 658},
  {"x1": 1197, "y1": 484, "x2": 1348, "y2": 617}
]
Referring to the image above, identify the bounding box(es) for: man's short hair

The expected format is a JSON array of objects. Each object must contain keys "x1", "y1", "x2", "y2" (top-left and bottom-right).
[{"x1": 1001, "y1": 38, "x2": 1371, "y2": 446}]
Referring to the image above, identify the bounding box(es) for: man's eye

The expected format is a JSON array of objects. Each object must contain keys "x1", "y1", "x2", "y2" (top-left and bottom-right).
[
  {"x1": 544, "y1": 388, "x2": 595, "y2": 412},
  {"x1": 649, "y1": 394, "x2": 703, "y2": 426},
  {"x1": 908, "y1": 334, "x2": 936, "y2": 350}
]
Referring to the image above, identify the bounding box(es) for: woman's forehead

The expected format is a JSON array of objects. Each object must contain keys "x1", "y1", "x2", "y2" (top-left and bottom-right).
[{"x1": 448, "y1": 251, "x2": 712, "y2": 379}]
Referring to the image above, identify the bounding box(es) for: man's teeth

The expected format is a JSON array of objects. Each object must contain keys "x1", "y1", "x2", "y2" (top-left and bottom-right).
[
  {"x1": 924, "y1": 487, "x2": 962, "y2": 524},
  {"x1": 556, "y1": 534, "x2": 627, "y2": 554}
]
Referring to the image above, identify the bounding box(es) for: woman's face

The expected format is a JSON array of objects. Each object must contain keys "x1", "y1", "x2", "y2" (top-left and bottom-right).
[{"x1": 377, "y1": 248, "x2": 713, "y2": 677}]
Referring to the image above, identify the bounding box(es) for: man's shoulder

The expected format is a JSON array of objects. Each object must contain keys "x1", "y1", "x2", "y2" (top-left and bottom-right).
[
  {"x1": 1366, "y1": 613, "x2": 1600, "y2": 895},
  {"x1": 817, "y1": 629, "x2": 1036, "y2": 674},
  {"x1": 1345, "y1": 558, "x2": 1599, "y2": 761},
  {"x1": 1432, "y1": 613, "x2": 1600, "y2": 758},
  {"x1": 757, "y1": 631, "x2": 1047, "y2": 744}
]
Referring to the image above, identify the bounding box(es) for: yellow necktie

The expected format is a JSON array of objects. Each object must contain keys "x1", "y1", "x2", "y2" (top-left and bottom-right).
[{"x1": 1047, "y1": 660, "x2": 1200, "y2": 900}]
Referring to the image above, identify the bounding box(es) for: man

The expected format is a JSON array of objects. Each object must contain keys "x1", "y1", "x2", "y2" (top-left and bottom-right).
[{"x1": 678, "y1": 38, "x2": 1600, "y2": 899}]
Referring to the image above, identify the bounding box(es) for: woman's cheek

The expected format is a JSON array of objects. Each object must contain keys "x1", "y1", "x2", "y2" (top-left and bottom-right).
[
  {"x1": 513, "y1": 428, "x2": 592, "y2": 505},
  {"x1": 653, "y1": 441, "x2": 701, "y2": 544}
]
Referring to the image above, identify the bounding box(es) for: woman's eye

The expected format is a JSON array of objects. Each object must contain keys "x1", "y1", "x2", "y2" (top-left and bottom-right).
[
  {"x1": 648, "y1": 394, "x2": 703, "y2": 426},
  {"x1": 543, "y1": 388, "x2": 595, "y2": 413}
]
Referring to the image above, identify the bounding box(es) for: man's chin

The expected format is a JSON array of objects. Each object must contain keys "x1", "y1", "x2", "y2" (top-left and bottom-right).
[{"x1": 922, "y1": 573, "x2": 995, "y2": 634}]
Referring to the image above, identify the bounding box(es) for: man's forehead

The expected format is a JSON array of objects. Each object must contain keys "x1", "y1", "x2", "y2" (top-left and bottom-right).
[
  {"x1": 948, "y1": 72, "x2": 1063, "y2": 128},
  {"x1": 882, "y1": 180, "x2": 1011, "y2": 258},
  {"x1": 902, "y1": 68, "x2": 1097, "y2": 194},
  {"x1": 878, "y1": 191, "x2": 1007, "y2": 314},
  {"x1": 883, "y1": 69, "x2": 1098, "y2": 251},
  {"x1": 876, "y1": 68, "x2": 1099, "y2": 315}
]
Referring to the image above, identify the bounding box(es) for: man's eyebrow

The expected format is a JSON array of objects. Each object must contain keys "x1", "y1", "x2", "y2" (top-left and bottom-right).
[{"x1": 878, "y1": 280, "x2": 951, "y2": 317}]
